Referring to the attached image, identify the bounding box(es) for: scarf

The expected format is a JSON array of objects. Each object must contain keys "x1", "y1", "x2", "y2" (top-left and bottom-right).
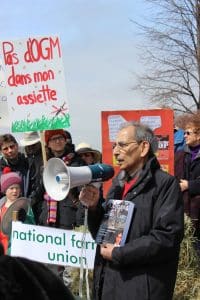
[
  {"x1": 44, "y1": 192, "x2": 57, "y2": 224},
  {"x1": 190, "y1": 144, "x2": 200, "y2": 161}
]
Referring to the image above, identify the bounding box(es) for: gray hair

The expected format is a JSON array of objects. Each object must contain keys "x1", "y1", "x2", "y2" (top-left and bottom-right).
[{"x1": 119, "y1": 121, "x2": 158, "y2": 154}]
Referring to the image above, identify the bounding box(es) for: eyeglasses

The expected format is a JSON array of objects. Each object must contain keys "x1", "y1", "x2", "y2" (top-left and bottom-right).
[
  {"x1": 184, "y1": 131, "x2": 197, "y2": 136},
  {"x1": 112, "y1": 141, "x2": 138, "y2": 150},
  {"x1": 49, "y1": 136, "x2": 65, "y2": 143},
  {"x1": 1, "y1": 144, "x2": 16, "y2": 151}
]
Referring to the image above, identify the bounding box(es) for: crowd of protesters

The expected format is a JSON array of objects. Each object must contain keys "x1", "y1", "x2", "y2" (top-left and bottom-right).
[{"x1": 0, "y1": 111, "x2": 199, "y2": 299}]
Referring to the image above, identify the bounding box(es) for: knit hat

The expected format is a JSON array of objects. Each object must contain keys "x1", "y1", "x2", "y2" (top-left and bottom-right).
[
  {"x1": 0, "y1": 170, "x2": 22, "y2": 193},
  {"x1": 76, "y1": 142, "x2": 101, "y2": 163},
  {"x1": 20, "y1": 131, "x2": 41, "y2": 147},
  {"x1": 44, "y1": 130, "x2": 68, "y2": 145}
]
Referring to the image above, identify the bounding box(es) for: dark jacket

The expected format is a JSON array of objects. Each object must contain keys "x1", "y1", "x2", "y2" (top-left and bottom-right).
[
  {"x1": 0, "y1": 153, "x2": 29, "y2": 197},
  {"x1": 88, "y1": 156, "x2": 184, "y2": 300},
  {"x1": 26, "y1": 152, "x2": 44, "y2": 224},
  {"x1": 175, "y1": 145, "x2": 200, "y2": 237},
  {"x1": 0, "y1": 255, "x2": 75, "y2": 300}
]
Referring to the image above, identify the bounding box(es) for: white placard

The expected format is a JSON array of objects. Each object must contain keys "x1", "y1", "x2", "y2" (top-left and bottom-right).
[
  {"x1": 11, "y1": 222, "x2": 96, "y2": 269},
  {"x1": 0, "y1": 36, "x2": 70, "y2": 132}
]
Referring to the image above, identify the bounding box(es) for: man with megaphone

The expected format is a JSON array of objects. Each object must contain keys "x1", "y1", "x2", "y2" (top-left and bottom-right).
[{"x1": 78, "y1": 121, "x2": 184, "y2": 300}]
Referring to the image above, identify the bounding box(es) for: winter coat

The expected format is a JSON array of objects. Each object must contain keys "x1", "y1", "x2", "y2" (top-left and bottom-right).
[
  {"x1": 88, "y1": 156, "x2": 184, "y2": 300},
  {"x1": 175, "y1": 145, "x2": 200, "y2": 237},
  {"x1": 0, "y1": 255, "x2": 75, "y2": 300},
  {"x1": 0, "y1": 153, "x2": 29, "y2": 197},
  {"x1": 174, "y1": 128, "x2": 185, "y2": 152},
  {"x1": 26, "y1": 152, "x2": 45, "y2": 224}
]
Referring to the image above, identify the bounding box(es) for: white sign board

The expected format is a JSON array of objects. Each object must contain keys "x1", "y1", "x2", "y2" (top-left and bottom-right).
[
  {"x1": 11, "y1": 222, "x2": 96, "y2": 269},
  {"x1": 0, "y1": 36, "x2": 70, "y2": 132},
  {"x1": 0, "y1": 60, "x2": 10, "y2": 130}
]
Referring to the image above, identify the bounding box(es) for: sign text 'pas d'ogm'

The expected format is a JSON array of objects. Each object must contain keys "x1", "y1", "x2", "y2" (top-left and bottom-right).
[
  {"x1": 0, "y1": 36, "x2": 70, "y2": 132},
  {"x1": 11, "y1": 222, "x2": 96, "y2": 269}
]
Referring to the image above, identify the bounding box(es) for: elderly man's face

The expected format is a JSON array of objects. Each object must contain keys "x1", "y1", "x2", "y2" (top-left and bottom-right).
[{"x1": 113, "y1": 126, "x2": 150, "y2": 174}]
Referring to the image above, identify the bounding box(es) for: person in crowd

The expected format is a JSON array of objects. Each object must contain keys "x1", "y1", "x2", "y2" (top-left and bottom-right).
[
  {"x1": 19, "y1": 131, "x2": 44, "y2": 224},
  {"x1": 39, "y1": 129, "x2": 85, "y2": 229},
  {"x1": 0, "y1": 242, "x2": 75, "y2": 300},
  {"x1": 76, "y1": 142, "x2": 102, "y2": 164},
  {"x1": 79, "y1": 121, "x2": 184, "y2": 300},
  {"x1": 0, "y1": 169, "x2": 35, "y2": 254},
  {"x1": 0, "y1": 134, "x2": 29, "y2": 197},
  {"x1": 39, "y1": 129, "x2": 86, "y2": 286},
  {"x1": 75, "y1": 142, "x2": 103, "y2": 224},
  {"x1": 175, "y1": 113, "x2": 200, "y2": 241},
  {"x1": 174, "y1": 125, "x2": 185, "y2": 152}
]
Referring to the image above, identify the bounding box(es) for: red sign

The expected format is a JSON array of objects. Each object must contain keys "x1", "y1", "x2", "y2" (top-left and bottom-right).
[{"x1": 101, "y1": 109, "x2": 174, "y2": 196}]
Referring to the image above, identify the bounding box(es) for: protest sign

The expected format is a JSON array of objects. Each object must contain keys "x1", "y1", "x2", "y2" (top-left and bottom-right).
[
  {"x1": 0, "y1": 60, "x2": 10, "y2": 131},
  {"x1": 11, "y1": 222, "x2": 96, "y2": 269},
  {"x1": 0, "y1": 36, "x2": 70, "y2": 132},
  {"x1": 101, "y1": 109, "x2": 174, "y2": 195}
]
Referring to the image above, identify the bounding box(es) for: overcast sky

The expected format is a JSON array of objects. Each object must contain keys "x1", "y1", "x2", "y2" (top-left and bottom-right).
[{"x1": 0, "y1": 0, "x2": 152, "y2": 149}]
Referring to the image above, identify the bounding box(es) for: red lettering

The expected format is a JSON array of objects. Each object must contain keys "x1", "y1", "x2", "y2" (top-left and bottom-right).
[
  {"x1": 49, "y1": 37, "x2": 61, "y2": 58},
  {"x1": 16, "y1": 84, "x2": 57, "y2": 105},
  {"x1": 2, "y1": 42, "x2": 19, "y2": 65},
  {"x1": 24, "y1": 37, "x2": 61, "y2": 63},
  {"x1": 8, "y1": 66, "x2": 32, "y2": 87},
  {"x1": 17, "y1": 95, "x2": 23, "y2": 105}
]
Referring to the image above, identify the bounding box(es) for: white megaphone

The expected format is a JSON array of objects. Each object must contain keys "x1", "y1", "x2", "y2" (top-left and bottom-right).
[{"x1": 43, "y1": 158, "x2": 114, "y2": 201}]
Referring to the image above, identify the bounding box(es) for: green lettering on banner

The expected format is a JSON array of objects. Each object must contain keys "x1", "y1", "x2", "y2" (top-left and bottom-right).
[
  {"x1": 36, "y1": 234, "x2": 45, "y2": 243},
  {"x1": 46, "y1": 235, "x2": 54, "y2": 244},
  {"x1": 71, "y1": 233, "x2": 96, "y2": 250},
  {"x1": 19, "y1": 232, "x2": 27, "y2": 240},
  {"x1": 47, "y1": 250, "x2": 87, "y2": 266},
  {"x1": 12, "y1": 228, "x2": 67, "y2": 246}
]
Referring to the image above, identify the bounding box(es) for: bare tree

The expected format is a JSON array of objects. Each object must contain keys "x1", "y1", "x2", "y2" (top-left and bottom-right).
[{"x1": 133, "y1": 0, "x2": 200, "y2": 113}]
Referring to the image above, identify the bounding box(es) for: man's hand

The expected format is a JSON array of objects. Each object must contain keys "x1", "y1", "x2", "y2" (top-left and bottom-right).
[
  {"x1": 100, "y1": 244, "x2": 115, "y2": 261},
  {"x1": 179, "y1": 179, "x2": 188, "y2": 192},
  {"x1": 79, "y1": 185, "x2": 99, "y2": 209}
]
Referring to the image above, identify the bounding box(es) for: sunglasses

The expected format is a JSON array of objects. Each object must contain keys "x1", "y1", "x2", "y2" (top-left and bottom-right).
[
  {"x1": 184, "y1": 131, "x2": 197, "y2": 136},
  {"x1": 1, "y1": 144, "x2": 16, "y2": 151}
]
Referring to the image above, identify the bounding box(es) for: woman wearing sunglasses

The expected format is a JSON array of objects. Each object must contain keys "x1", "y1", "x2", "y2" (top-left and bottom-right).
[{"x1": 175, "y1": 112, "x2": 200, "y2": 243}]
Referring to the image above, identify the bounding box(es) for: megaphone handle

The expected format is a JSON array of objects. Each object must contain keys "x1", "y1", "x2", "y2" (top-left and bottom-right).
[{"x1": 91, "y1": 182, "x2": 102, "y2": 189}]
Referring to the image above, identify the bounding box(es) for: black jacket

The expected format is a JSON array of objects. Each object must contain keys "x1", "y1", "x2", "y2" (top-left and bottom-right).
[
  {"x1": 88, "y1": 156, "x2": 184, "y2": 300},
  {"x1": 26, "y1": 152, "x2": 44, "y2": 224},
  {"x1": 175, "y1": 145, "x2": 200, "y2": 237},
  {"x1": 0, "y1": 254, "x2": 75, "y2": 300}
]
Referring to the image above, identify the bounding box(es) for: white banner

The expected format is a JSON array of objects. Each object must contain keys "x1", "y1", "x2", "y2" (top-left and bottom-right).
[
  {"x1": 11, "y1": 222, "x2": 96, "y2": 269},
  {"x1": 0, "y1": 36, "x2": 70, "y2": 132}
]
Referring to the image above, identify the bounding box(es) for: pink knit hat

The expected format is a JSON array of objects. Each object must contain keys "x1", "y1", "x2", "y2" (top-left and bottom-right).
[{"x1": 0, "y1": 170, "x2": 22, "y2": 193}]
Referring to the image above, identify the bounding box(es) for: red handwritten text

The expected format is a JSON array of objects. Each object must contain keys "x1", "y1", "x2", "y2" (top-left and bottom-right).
[
  {"x1": 24, "y1": 37, "x2": 61, "y2": 63},
  {"x1": 2, "y1": 42, "x2": 19, "y2": 65},
  {"x1": 8, "y1": 66, "x2": 32, "y2": 87},
  {"x1": 7, "y1": 66, "x2": 55, "y2": 87},
  {"x1": 17, "y1": 84, "x2": 57, "y2": 105}
]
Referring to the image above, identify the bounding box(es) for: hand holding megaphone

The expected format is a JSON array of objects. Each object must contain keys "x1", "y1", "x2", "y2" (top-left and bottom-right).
[
  {"x1": 79, "y1": 184, "x2": 100, "y2": 208},
  {"x1": 43, "y1": 158, "x2": 114, "y2": 201}
]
